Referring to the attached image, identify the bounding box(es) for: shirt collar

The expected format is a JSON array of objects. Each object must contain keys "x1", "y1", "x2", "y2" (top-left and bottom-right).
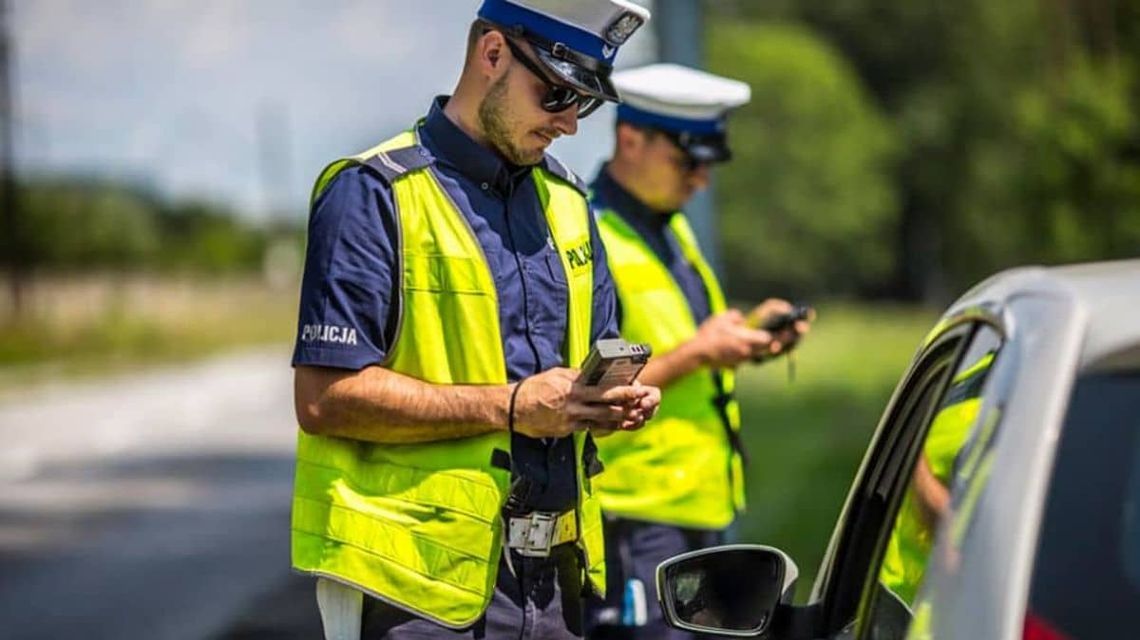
[
  {"x1": 419, "y1": 96, "x2": 529, "y2": 192},
  {"x1": 590, "y1": 163, "x2": 674, "y2": 232}
]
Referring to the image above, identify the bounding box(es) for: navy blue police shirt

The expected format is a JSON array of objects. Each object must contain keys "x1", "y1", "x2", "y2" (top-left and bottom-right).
[
  {"x1": 590, "y1": 165, "x2": 713, "y2": 325},
  {"x1": 292, "y1": 97, "x2": 619, "y2": 512}
]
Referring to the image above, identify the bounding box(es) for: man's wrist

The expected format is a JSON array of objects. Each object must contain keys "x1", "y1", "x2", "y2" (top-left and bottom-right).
[
  {"x1": 491, "y1": 383, "x2": 516, "y2": 432},
  {"x1": 506, "y1": 379, "x2": 526, "y2": 434},
  {"x1": 679, "y1": 339, "x2": 711, "y2": 369}
]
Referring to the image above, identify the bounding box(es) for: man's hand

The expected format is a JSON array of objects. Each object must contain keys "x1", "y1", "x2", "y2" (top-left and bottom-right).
[
  {"x1": 745, "y1": 298, "x2": 812, "y2": 360},
  {"x1": 511, "y1": 368, "x2": 661, "y2": 439},
  {"x1": 589, "y1": 380, "x2": 661, "y2": 437},
  {"x1": 689, "y1": 309, "x2": 775, "y2": 368}
]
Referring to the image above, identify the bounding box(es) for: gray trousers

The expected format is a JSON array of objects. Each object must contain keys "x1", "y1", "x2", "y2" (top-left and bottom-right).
[{"x1": 317, "y1": 545, "x2": 585, "y2": 640}]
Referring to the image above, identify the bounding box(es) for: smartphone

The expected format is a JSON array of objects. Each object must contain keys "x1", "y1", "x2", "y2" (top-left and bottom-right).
[{"x1": 579, "y1": 339, "x2": 652, "y2": 388}]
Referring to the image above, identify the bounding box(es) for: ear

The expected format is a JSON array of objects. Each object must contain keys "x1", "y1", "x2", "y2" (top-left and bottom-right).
[
  {"x1": 474, "y1": 29, "x2": 509, "y2": 80},
  {"x1": 616, "y1": 123, "x2": 645, "y2": 155}
]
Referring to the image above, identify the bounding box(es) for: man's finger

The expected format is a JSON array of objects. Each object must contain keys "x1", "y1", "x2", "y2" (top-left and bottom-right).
[
  {"x1": 596, "y1": 385, "x2": 650, "y2": 405},
  {"x1": 733, "y1": 326, "x2": 772, "y2": 347},
  {"x1": 638, "y1": 395, "x2": 659, "y2": 414},
  {"x1": 619, "y1": 417, "x2": 646, "y2": 431},
  {"x1": 570, "y1": 402, "x2": 628, "y2": 423}
]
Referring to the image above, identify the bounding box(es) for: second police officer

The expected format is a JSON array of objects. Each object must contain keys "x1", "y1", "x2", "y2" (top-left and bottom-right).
[{"x1": 585, "y1": 64, "x2": 813, "y2": 639}]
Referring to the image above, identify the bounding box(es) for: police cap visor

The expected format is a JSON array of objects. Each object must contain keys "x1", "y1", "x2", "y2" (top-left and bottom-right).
[
  {"x1": 667, "y1": 131, "x2": 732, "y2": 165},
  {"x1": 530, "y1": 44, "x2": 619, "y2": 105}
]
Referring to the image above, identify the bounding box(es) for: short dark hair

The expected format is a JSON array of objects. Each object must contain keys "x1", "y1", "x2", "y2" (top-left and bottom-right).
[
  {"x1": 617, "y1": 120, "x2": 663, "y2": 141},
  {"x1": 466, "y1": 19, "x2": 494, "y2": 60}
]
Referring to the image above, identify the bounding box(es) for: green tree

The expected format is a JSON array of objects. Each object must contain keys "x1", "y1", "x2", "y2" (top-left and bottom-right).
[
  {"x1": 708, "y1": 22, "x2": 899, "y2": 298},
  {"x1": 15, "y1": 177, "x2": 296, "y2": 275},
  {"x1": 20, "y1": 180, "x2": 161, "y2": 268},
  {"x1": 707, "y1": 0, "x2": 1140, "y2": 300}
]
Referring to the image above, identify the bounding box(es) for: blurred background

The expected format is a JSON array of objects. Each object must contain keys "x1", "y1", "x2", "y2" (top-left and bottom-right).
[{"x1": 0, "y1": 0, "x2": 1136, "y2": 637}]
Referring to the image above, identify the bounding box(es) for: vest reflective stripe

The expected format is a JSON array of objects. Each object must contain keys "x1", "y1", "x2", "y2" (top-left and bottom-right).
[
  {"x1": 593, "y1": 209, "x2": 744, "y2": 530},
  {"x1": 292, "y1": 129, "x2": 604, "y2": 629}
]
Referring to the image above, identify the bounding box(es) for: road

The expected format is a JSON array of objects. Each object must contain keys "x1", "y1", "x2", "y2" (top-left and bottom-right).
[{"x1": 0, "y1": 349, "x2": 322, "y2": 639}]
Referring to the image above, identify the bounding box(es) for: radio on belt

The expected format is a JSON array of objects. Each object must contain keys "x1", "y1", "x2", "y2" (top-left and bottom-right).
[{"x1": 579, "y1": 338, "x2": 652, "y2": 388}]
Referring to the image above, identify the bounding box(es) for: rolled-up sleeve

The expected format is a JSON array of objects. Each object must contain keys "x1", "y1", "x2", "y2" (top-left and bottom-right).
[{"x1": 291, "y1": 167, "x2": 400, "y2": 370}]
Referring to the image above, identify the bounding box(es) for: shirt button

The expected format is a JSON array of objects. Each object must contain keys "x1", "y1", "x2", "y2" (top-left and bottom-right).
[{"x1": 481, "y1": 182, "x2": 489, "y2": 190}]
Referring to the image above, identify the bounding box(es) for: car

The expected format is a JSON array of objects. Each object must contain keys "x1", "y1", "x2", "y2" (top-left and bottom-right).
[{"x1": 655, "y1": 259, "x2": 1140, "y2": 639}]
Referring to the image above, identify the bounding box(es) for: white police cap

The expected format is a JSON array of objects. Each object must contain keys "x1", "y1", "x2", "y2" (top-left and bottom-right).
[
  {"x1": 477, "y1": 0, "x2": 651, "y2": 103},
  {"x1": 614, "y1": 63, "x2": 751, "y2": 163}
]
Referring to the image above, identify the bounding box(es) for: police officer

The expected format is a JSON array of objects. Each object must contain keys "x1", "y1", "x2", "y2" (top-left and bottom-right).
[
  {"x1": 584, "y1": 64, "x2": 811, "y2": 639},
  {"x1": 290, "y1": 2, "x2": 658, "y2": 638}
]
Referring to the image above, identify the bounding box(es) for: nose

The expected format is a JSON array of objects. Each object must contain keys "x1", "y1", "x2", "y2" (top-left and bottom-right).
[
  {"x1": 552, "y1": 105, "x2": 579, "y2": 136},
  {"x1": 689, "y1": 164, "x2": 711, "y2": 190}
]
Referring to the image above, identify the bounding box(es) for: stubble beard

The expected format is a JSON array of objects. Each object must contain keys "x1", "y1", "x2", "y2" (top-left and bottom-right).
[{"x1": 479, "y1": 74, "x2": 544, "y2": 166}]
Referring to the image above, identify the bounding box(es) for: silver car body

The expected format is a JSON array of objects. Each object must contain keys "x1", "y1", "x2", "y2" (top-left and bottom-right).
[{"x1": 809, "y1": 259, "x2": 1140, "y2": 639}]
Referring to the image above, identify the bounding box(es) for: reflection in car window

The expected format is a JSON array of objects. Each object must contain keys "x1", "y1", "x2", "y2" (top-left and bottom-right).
[
  {"x1": 866, "y1": 325, "x2": 1003, "y2": 639},
  {"x1": 1027, "y1": 371, "x2": 1140, "y2": 637}
]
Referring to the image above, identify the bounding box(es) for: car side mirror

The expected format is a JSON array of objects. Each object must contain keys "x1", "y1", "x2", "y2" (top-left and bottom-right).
[{"x1": 657, "y1": 544, "x2": 799, "y2": 637}]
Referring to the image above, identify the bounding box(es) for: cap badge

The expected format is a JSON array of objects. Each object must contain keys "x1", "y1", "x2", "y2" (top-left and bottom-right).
[{"x1": 604, "y1": 12, "x2": 644, "y2": 45}]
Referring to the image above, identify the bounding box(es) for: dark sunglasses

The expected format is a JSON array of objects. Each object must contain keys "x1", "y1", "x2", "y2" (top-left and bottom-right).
[
  {"x1": 661, "y1": 139, "x2": 710, "y2": 173},
  {"x1": 503, "y1": 37, "x2": 603, "y2": 119},
  {"x1": 662, "y1": 148, "x2": 706, "y2": 173}
]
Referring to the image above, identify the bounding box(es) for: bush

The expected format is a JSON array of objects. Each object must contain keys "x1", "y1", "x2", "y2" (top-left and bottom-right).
[
  {"x1": 13, "y1": 177, "x2": 298, "y2": 275},
  {"x1": 708, "y1": 22, "x2": 900, "y2": 300}
]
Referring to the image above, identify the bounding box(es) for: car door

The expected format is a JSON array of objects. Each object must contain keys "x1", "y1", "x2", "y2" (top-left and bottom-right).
[{"x1": 808, "y1": 312, "x2": 1007, "y2": 640}]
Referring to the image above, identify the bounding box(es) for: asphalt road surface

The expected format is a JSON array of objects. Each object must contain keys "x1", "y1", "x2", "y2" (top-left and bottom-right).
[{"x1": 0, "y1": 349, "x2": 323, "y2": 639}]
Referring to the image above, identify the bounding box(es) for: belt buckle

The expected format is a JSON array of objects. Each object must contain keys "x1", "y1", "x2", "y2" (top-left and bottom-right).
[{"x1": 517, "y1": 511, "x2": 557, "y2": 557}]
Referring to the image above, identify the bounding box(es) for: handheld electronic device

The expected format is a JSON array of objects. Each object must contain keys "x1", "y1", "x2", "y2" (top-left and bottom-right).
[
  {"x1": 579, "y1": 338, "x2": 652, "y2": 388},
  {"x1": 757, "y1": 303, "x2": 815, "y2": 333},
  {"x1": 751, "y1": 304, "x2": 815, "y2": 371}
]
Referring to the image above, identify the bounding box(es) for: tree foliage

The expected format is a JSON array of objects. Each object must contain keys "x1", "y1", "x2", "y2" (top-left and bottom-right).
[
  {"x1": 706, "y1": 0, "x2": 1140, "y2": 301},
  {"x1": 710, "y1": 22, "x2": 899, "y2": 299},
  {"x1": 14, "y1": 177, "x2": 296, "y2": 274}
]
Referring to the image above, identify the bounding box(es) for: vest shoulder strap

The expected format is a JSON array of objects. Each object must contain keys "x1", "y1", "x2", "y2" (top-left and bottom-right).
[
  {"x1": 540, "y1": 154, "x2": 588, "y2": 196},
  {"x1": 358, "y1": 144, "x2": 434, "y2": 184}
]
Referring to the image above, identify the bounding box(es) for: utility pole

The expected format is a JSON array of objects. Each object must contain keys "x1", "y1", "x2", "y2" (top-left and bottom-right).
[
  {"x1": 0, "y1": 0, "x2": 23, "y2": 320},
  {"x1": 257, "y1": 100, "x2": 293, "y2": 225},
  {"x1": 654, "y1": 0, "x2": 721, "y2": 276}
]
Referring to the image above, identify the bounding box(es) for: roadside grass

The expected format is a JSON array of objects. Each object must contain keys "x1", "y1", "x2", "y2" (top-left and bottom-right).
[
  {"x1": 0, "y1": 275, "x2": 297, "y2": 392},
  {"x1": 732, "y1": 303, "x2": 938, "y2": 596}
]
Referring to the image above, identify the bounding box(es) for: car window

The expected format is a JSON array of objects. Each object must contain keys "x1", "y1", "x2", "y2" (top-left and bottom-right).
[
  {"x1": 815, "y1": 325, "x2": 972, "y2": 637},
  {"x1": 861, "y1": 324, "x2": 1004, "y2": 640},
  {"x1": 1026, "y1": 370, "x2": 1140, "y2": 637}
]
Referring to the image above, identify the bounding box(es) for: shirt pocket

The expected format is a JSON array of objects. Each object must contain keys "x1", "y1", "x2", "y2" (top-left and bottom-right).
[
  {"x1": 403, "y1": 253, "x2": 493, "y2": 295},
  {"x1": 541, "y1": 249, "x2": 570, "y2": 314},
  {"x1": 543, "y1": 246, "x2": 569, "y2": 287}
]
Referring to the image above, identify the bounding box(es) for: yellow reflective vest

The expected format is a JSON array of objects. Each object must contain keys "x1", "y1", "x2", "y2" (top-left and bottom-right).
[
  {"x1": 593, "y1": 208, "x2": 745, "y2": 530},
  {"x1": 291, "y1": 129, "x2": 606, "y2": 629}
]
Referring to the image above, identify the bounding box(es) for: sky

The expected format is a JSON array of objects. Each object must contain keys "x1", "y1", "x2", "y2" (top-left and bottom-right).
[{"x1": 10, "y1": 0, "x2": 657, "y2": 221}]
